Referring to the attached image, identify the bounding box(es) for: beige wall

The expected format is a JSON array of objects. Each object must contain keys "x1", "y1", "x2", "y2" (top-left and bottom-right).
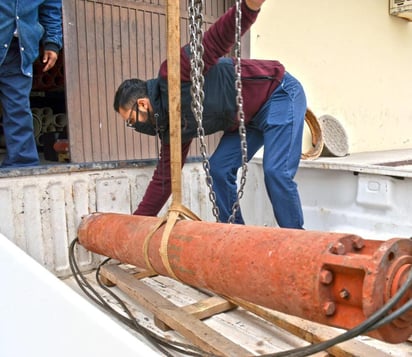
[{"x1": 250, "y1": 0, "x2": 412, "y2": 153}]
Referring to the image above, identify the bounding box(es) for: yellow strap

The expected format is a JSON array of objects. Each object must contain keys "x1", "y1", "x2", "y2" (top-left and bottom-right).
[
  {"x1": 171, "y1": 203, "x2": 202, "y2": 221},
  {"x1": 159, "y1": 210, "x2": 181, "y2": 280},
  {"x1": 159, "y1": 204, "x2": 201, "y2": 280},
  {"x1": 142, "y1": 215, "x2": 167, "y2": 273}
]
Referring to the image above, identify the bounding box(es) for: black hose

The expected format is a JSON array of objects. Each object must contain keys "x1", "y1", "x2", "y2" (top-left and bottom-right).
[{"x1": 69, "y1": 238, "x2": 214, "y2": 357}]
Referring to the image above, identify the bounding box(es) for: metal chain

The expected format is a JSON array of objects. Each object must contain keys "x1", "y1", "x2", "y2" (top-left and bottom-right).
[
  {"x1": 189, "y1": 0, "x2": 220, "y2": 221},
  {"x1": 188, "y1": 0, "x2": 248, "y2": 223},
  {"x1": 228, "y1": 0, "x2": 248, "y2": 224}
]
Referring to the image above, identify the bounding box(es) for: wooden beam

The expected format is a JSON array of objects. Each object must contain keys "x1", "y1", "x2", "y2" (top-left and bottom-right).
[
  {"x1": 167, "y1": 0, "x2": 182, "y2": 205},
  {"x1": 100, "y1": 264, "x2": 251, "y2": 357},
  {"x1": 225, "y1": 297, "x2": 394, "y2": 357},
  {"x1": 154, "y1": 295, "x2": 236, "y2": 331}
]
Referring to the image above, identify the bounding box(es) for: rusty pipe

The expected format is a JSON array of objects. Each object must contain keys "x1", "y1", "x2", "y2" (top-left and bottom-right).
[{"x1": 77, "y1": 212, "x2": 412, "y2": 343}]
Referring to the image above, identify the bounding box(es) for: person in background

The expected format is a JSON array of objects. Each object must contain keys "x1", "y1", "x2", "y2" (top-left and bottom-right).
[
  {"x1": 113, "y1": 0, "x2": 306, "y2": 229},
  {"x1": 0, "y1": 1, "x2": 63, "y2": 168}
]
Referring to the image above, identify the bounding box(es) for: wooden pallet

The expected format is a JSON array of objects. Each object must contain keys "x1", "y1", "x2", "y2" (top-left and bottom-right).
[{"x1": 99, "y1": 264, "x2": 405, "y2": 357}]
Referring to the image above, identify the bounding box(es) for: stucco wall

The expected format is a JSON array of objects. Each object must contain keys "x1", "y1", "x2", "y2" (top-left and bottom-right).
[{"x1": 250, "y1": 0, "x2": 412, "y2": 153}]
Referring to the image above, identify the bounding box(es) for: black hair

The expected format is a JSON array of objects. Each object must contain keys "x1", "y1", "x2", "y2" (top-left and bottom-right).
[{"x1": 113, "y1": 78, "x2": 148, "y2": 112}]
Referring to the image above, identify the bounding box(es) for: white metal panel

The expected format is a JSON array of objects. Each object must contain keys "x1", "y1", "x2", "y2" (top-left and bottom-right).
[
  {"x1": 0, "y1": 186, "x2": 16, "y2": 246},
  {"x1": 356, "y1": 174, "x2": 394, "y2": 208},
  {"x1": 242, "y1": 151, "x2": 412, "y2": 240},
  {"x1": 0, "y1": 164, "x2": 212, "y2": 278},
  {"x1": 96, "y1": 177, "x2": 131, "y2": 213},
  {"x1": 0, "y1": 234, "x2": 160, "y2": 357}
]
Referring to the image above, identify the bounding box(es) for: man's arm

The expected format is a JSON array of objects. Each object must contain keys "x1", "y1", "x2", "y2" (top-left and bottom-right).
[
  {"x1": 177, "y1": 0, "x2": 264, "y2": 81},
  {"x1": 133, "y1": 141, "x2": 192, "y2": 216},
  {"x1": 38, "y1": 0, "x2": 63, "y2": 72},
  {"x1": 161, "y1": 0, "x2": 265, "y2": 79},
  {"x1": 200, "y1": 0, "x2": 264, "y2": 71}
]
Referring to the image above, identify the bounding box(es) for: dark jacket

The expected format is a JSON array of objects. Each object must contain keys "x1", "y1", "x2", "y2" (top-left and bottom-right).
[
  {"x1": 0, "y1": 0, "x2": 63, "y2": 77},
  {"x1": 135, "y1": 0, "x2": 285, "y2": 216}
]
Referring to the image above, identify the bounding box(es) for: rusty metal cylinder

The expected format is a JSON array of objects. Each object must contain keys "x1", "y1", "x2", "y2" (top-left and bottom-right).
[{"x1": 77, "y1": 212, "x2": 412, "y2": 343}]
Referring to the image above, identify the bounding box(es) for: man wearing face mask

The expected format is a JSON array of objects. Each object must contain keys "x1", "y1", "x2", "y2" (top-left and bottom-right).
[{"x1": 114, "y1": 0, "x2": 307, "y2": 229}]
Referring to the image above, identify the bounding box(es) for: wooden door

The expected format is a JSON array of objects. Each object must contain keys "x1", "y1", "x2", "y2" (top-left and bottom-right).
[{"x1": 62, "y1": 0, "x2": 238, "y2": 163}]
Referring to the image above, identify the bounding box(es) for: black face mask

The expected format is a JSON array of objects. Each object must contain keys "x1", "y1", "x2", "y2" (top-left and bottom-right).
[
  {"x1": 131, "y1": 112, "x2": 167, "y2": 138},
  {"x1": 132, "y1": 120, "x2": 157, "y2": 136}
]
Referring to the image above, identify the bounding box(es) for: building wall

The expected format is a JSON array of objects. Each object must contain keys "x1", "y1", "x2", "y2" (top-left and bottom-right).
[
  {"x1": 250, "y1": 0, "x2": 412, "y2": 153},
  {"x1": 62, "y1": 0, "x2": 231, "y2": 163}
]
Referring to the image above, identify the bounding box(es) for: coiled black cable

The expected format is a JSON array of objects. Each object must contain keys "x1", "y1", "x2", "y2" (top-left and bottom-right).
[{"x1": 69, "y1": 238, "x2": 216, "y2": 357}]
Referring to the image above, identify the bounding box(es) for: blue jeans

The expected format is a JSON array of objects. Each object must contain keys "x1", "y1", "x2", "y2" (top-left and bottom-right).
[
  {"x1": 209, "y1": 72, "x2": 306, "y2": 228},
  {"x1": 0, "y1": 37, "x2": 39, "y2": 168}
]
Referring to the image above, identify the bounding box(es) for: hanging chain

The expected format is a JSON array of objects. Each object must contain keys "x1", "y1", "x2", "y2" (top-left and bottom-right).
[
  {"x1": 228, "y1": 0, "x2": 248, "y2": 224},
  {"x1": 189, "y1": 0, "x2": 248, "y2": 223},
  {"x1": 189, "y1": 0, "x2": 220, "y2": 221}
]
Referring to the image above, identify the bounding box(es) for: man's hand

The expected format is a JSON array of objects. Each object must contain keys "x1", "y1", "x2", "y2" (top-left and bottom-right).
[
  {"x1": 42, "y1": 50, "x2": 58, "y2": 72},
  {"x1": 245, "y1": 0, "x2": 265, "y2": 11}
]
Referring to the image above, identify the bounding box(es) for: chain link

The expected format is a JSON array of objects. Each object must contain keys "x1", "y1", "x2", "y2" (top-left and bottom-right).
[
  {"x1": 189, "y1": 0, "x2": 220, "y2": 221},
  {"x1": 228, "y1": 0, "x2": 248, "y2": 224},
  {"x1": 188, "y1": 0, "x2": 248, "y2": 223}
]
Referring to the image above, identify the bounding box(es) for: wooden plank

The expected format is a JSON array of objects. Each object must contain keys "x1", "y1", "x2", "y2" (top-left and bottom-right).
[
  {"x1": 131, "y1": 270, "x2": 158, "y2": 280},
  {"x1": 225, "y1": 297, "x2": 394, "y2": 357},
  {"x1": 154, "y1": 295, "x2": 236, "y2": 331},
  {"x1": 62, "y1": 0, "x2": 86, "y2": 162},
  {"x1": 102, "y1": 266, "x2": 236, "y2": 330},
  {"x1": 167, "y1": 0, "x2": 183, "y2": 205},
  {"x1": 100, "y1": 264, "x2": 250, "y2": 357}
]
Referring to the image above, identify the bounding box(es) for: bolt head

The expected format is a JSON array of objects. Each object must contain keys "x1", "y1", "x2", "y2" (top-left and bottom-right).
[
  {"x1": 323, "y1": 301, "x2": 336, "y2": 316},
  {"x1": 340, "y1": 289, "x2": 350, "y2": 299},
  {"x1": 331, "y1": 242, "x2": 346, "y2": 255},
  {"x1": 320, "y1": 270, "x2": 333, "y2": 285}
]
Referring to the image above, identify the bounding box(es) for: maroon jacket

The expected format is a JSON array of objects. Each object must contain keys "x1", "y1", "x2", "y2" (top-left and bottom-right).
[{"x1": 134, "y1": 1, "x2": 285, "y2": 216}]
